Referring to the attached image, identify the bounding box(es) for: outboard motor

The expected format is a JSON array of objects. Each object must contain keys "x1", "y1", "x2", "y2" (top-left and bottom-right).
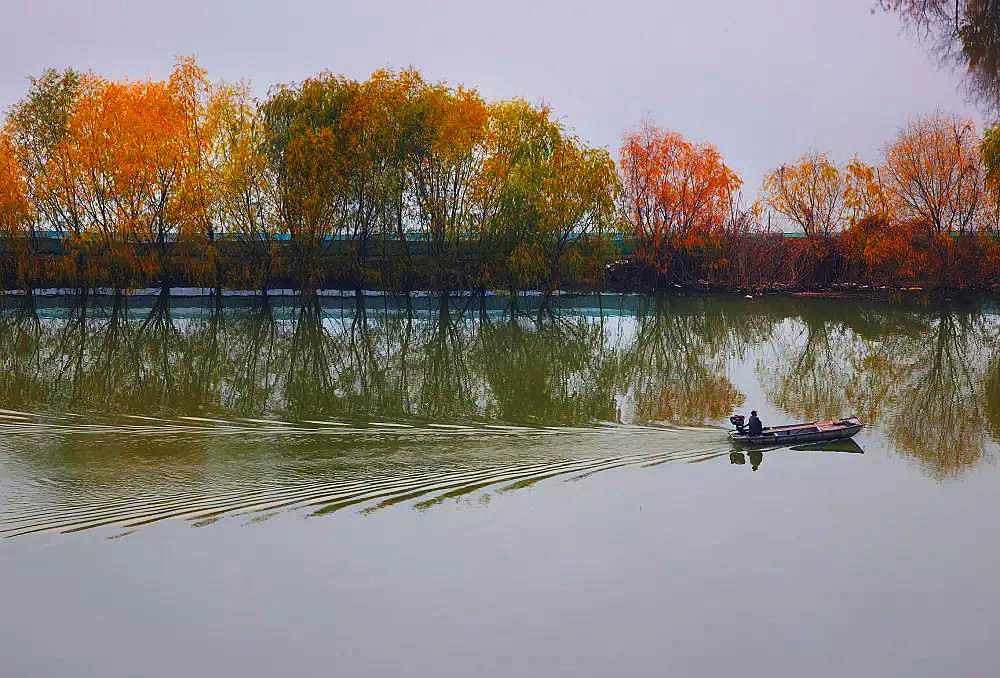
[{"x1": 729, "y1": 414, "x2": 746, "y2": 434}]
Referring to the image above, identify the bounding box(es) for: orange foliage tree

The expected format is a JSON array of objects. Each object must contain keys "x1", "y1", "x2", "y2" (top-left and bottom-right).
[
  {"x1": 881, "y1": 114, "x2": 984, "y2": 284},
  {"x1": 33, "y1": 60, "x2": 219, "y2": 287},
  {"x1": 844, "y1": 158, "x2": 895, "y2": 226},
  {"x1": 0, "y1": 130, "x2": 38, "y2": 290},
  {"x1": 0, "y1": 131, "x2": 31, "y2": 239},
  {"x1": 619, "y1": 122, "x2": 740, "y2": 279},
  {"x1": 211, "y1": 82, "x2": 279, "y2": 290},
  {"x1": 407, "y1": 82, "x2": 489, "y2": 266},
  {"x1": 882, "y1": 114, "x2": 983, "y2": 236}
]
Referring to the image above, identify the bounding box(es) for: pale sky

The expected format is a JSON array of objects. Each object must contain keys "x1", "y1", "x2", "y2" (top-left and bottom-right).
[{"x1": 0, "y1": 0, "x2": 985, "y2": 193}]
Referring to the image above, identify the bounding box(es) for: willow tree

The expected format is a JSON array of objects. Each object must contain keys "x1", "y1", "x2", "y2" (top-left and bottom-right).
[
  {"x1": 341, "y1": 70, "x2": 422, "y2": 273},
  {"x1": 473, "y1": 99, "x2": 561, "y2": 290},
  {"x1": 5, "y1": 68, "x2": 82, "y2": 241},
  {"x1": 212, "y1": 83, "x2": 279, "y2": 291},
  {"x1": 261, "y1": 75, "x2": 350, "y2": 292},
  {"x1": 169, "y1": 57, "x2": 222, "y2": 292},
  {"x1": 979, "y1": 122, "x2": 1000, "y2": 238},
  {"x1": 880, "y1": 1, "x2": 1000, "y2": 112},
  {"x1": 0, "y1": 130, "x2": 34, "y2": 290},
  {"x1": 0, "y1": 132, "x2": 30, "y2": 237},
  {"x1": 406, "y1": 82, "x2": 488, "y2": 272},
  {"x1": 42, "y1": 62, "x2": 219, "y2": 289},
  {"x1": 472, "y1": 101, "x2": 617, "y2": 292},
  {"x1": 536, "y1": 139, "x2": 618, "y2": 292}
]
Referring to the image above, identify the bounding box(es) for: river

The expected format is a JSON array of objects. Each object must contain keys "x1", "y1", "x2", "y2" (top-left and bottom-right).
[{"x1": 1, "y1": 291, "x2": 998, "y2": 677}]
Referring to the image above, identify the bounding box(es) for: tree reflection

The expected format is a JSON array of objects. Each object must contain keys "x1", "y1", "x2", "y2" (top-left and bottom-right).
[
  {"x1": 766, "y1": 298, "x2": 999, "y2": 477},
  {"x1": 2, "y1": 291, "x2": 999, "y2": 479},
  {"x1": 984, "y1": 354, "x2": 1000, "y2": 440},
  {"x1": 885, "y1": 308, "x2": 990, "y2": 476},
  {"x1": 477, "y1": 306, "x2": 619, "y2": 424},
  {"x1": 621, "y1": 295, "x2": 750, "y2": 425},
  {"x1": 223, "y1": 296, "x2": 278, "y2": 416},
  {"x1": 763, "y1": 318, "x2": 854, "y2": 421},
  {"x1": 0, "y1": 294, "x2": 43, "y2": 408}
]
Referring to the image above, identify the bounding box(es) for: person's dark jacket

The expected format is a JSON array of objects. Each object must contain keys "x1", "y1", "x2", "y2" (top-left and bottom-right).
[{"x1": 748, "y1": 414, "x2": 763, "y2": 436}]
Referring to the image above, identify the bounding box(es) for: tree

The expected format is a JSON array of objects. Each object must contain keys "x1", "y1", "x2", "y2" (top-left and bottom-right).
[
  {"x1": 980, "y1": 122, "x2": 1000, "y2": 237},
  {"x1": 0, "y1": 129, "x2": 36, "y2": 292},
  {"x1": 473, "y1": 99, "x2": 560, "y2": 288},
  {"x1": 619, "y1": 122, "x2": 741, "y2": 277},
  {"x1": 0, "y1": 131, "x2": 31, "y2": 238},
  {"x1": 473, "y1": 100, "x2": 617, "y2": 291},
  {"x1": 168, "y1": 57, "x2": 220, "y2": 278},
  {"x1": 342, "y1": 70, "x2": 419, "y2": 269},
  {"x1": 37, "y1": 61, "x2": 219, "y2": 287},
  {"x1": 407, "y1": 82, "x2": 488, "y2": 266},
  {"x1": 536, "y1": 139, "x2": 618, "y2": 290},
  {"x1": 211, "y1": 82, "x2": 279, "y2": 290},
  {"x1": 844, "y1": 158, "x2": 894, "y2": 226},
  {"x1": 261, "y1": 75, "x2": 351, "y2": 292},
  {"x1": 763, "y1": 152, "x2": 848, "y2": 237},
  {"x1": 5, "y1": 68, "x2": 82, "y2": 240},
  {"x1": 882, "y1": 114, "x2": 983, "y2": 236},
  {"x1": 880, "y1": 1, "x2": 1000, "y2": 112}
]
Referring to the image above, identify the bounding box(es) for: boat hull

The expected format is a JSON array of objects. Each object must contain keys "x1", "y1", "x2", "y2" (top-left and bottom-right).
[{"x1": 729, "y1": 417, "x2": 863, "y2": 447}]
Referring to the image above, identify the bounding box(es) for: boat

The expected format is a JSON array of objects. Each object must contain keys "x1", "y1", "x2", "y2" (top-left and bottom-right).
[{"x1": 728, "y1": 415, "x2": 864, "y2": 447}]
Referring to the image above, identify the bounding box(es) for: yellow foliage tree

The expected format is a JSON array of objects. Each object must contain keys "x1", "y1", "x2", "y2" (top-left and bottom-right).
[{"x1": 762, "y1": 152, "x2": 848, "y2": 237}]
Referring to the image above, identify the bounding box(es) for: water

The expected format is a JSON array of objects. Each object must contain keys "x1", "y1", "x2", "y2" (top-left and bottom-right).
[{"x1": 1, "y1": 291, "x2": 999, "y2": 677}]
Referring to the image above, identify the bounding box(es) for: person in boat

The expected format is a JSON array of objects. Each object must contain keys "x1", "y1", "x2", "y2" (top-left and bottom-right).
[{"x1": 748, "y1": 410, "x2": 764, "y2": 436}]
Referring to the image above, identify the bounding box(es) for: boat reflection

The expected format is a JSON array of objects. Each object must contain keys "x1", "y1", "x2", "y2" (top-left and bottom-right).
[{"x1": 729, "y1": 438, "x2": 864, "y2": 472}]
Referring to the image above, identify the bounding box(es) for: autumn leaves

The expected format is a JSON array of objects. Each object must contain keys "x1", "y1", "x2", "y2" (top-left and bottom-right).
[
  {"x1": 0, "y1": 61, "x2": 623, "y2": 293},
  {"x1": 620, "y1": 112, "x2": 1000, "y2": 289},
  {"x1": 1, "y1": 58, "x2": 999, "y2": 293},
  {"x1": 619, "y1": 122, "x2": 743, "y2": 280},
  {"x1": 759, "y1": 114, "x2": 999, "y2": 287}
]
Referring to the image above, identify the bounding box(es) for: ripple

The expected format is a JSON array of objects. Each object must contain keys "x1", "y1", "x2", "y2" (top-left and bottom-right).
[
  {"x1": 0, "y1": 445, "x2": 729, "y2": 537},
  {"x1": 0, "y1": 411, "x2": 732, "y2": 537}
]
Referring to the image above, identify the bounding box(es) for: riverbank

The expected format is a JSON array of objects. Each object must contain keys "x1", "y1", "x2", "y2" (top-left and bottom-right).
[{"x1": 3, "y1": 231, "x2": 999, "y2": 297}]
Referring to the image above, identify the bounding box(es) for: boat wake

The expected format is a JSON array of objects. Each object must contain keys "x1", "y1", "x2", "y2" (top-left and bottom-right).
[{"x1": 0, "y1": 413, "x2": 729, "y2": 538}]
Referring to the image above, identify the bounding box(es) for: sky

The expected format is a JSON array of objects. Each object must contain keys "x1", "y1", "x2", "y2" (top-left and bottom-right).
[{"x1": 0, "y1": 0, "x2": 986, "y2": 193}]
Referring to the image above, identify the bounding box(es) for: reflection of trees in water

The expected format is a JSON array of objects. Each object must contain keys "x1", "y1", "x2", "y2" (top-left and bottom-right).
[
  {"x1": 283, "y1": 300, "x2": 337, "y2": 418},
  {"x1": 477, "y1": 309, "x2": 618, "y2": 425},
  {"x1": 0, "y1": 294, "x2": 43, "y2": 408},
  {"x1": 766, "y1": 299, "x2": 1000, "y2": 477},
  {"x1": 762, "y1": 301, "x2": 931, "y2": 422},
  {"x1": 621, "y1": 296, "x2": 761, "y2": 425},
  {"x1": 984, "y1": 356, "x2": 1000, "y2": 440},
  {"x1": 325, "y1": 293, "x2": 415, "y2": 421},
  {"x1": 414, "y1": 295, "x2": 480, "y2": 421},
  {"x1": 886, "y1": 310, "x2": 990, "y2": 477},
  {"x1": 221, "y1": 297, "x2": 279, "y2": 416},
  {"x1": 0, "y1": 292, "x2": 770, "y2": 428},
  {"x1": 763, "y1": 319, "x2": 856, "y2": 421},
  {"x1": 5, "y1": 292, "x2": 1000, "y2": 477}
]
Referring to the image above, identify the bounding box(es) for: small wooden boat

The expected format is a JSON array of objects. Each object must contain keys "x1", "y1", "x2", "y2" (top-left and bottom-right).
[{"x1": 728, "y1": 415, "x2": 864, "y2": 447}]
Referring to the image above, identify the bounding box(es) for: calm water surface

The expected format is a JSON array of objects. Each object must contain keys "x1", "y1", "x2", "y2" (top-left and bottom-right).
[{"x1": 1, "y1": 292, "x2": 999, "y2": 677}]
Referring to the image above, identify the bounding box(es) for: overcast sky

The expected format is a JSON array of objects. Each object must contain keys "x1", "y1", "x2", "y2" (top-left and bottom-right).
[{"x1": 0, "y1": 0, "x2": 985, "y2": 192}]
